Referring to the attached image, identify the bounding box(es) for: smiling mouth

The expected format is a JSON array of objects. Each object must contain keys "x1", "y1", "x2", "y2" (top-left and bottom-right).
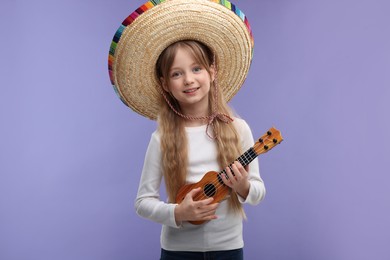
[{"x1": 183, "y1": 87, "x2": 200, "y2": 93}]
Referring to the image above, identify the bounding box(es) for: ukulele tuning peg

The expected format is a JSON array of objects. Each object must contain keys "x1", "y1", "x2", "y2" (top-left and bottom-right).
[
  {"x1": 258, "y1": 138, "x2": 263, "y2": 143},
  {"x1": 273, "y1": 138, "x2": 278, "y2": 143},
  {"x1": 264, "y1": 145, "x2": 269, "y2": 150},
  {"x1": 267, "y1": 131, "x2": 272, "y2": 136}
]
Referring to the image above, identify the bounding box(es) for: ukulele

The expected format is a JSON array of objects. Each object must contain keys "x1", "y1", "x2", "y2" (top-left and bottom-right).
[{"x1": 175, "y1": 127, "x2": 283, "y2": 225}]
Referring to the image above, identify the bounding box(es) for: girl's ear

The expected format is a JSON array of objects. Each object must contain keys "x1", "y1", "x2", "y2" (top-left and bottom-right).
[
  {"x1": 209, "y1": 65, "x2": 216, "y2": 82},
  {"x1": 160, "y1": 77, "x2": 169, "y2": 92}
]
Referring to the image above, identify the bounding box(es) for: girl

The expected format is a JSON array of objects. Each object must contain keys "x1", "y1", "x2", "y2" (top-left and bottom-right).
[
  {"x1": 108, "y1": 1, "x2": 266, "y2": 259},
  {"x1": 137, "y1": 40, "x2": 265, "y2": 259}
]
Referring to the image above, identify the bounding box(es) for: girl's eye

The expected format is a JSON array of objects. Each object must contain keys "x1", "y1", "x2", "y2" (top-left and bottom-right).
[
  {"x1": 193, "y1": 67, "x2": 202, "y2": 73},
  {"x1": 171, "y1": 71, "x2": 181, "y2": 78}
]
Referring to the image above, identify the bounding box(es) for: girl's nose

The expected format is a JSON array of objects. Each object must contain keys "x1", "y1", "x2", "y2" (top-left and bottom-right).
[{"x1": 184, "y1": 73, "x2": 194, "y2": 86}]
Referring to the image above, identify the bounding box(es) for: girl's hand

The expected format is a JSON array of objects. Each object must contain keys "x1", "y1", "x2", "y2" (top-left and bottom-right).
[
  {"x1": 221, "y1": 161, "x2": 250, "y2": 199},
  {"x1": 174, "y1": 187, "x2": 219, "y2": 224}
]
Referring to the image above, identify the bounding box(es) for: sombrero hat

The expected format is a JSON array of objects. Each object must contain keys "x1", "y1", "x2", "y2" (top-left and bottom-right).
[{"x1": 108, "y1": 0, "x2": 254, "y2": 120}]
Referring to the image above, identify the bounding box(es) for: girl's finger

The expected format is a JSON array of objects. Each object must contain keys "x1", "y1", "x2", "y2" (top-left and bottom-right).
[
  {"x1": 221, "y1": 170, "x2": 233, "y2": 186},
  {"x1": 225, "y1": 166, "x2": 237, "y2": 184},
  {"x1": 233, "y1": 161, "x2": 248, "y2": 179}
]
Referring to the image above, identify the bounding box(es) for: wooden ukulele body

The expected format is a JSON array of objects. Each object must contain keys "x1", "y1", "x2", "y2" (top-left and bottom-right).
[{"x1": 175, "y1": 171, "x2": 230, "y2": 225}]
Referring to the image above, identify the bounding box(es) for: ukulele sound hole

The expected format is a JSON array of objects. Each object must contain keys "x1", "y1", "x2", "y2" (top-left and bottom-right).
[{"x1": 203, "y1": 184, "x2": 216, "y2": 197}]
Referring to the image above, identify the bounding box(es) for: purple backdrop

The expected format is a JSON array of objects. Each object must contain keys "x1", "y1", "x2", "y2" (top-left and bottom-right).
[{"x1": 1, "y1": 0, "x2": 389, "y2": 259}]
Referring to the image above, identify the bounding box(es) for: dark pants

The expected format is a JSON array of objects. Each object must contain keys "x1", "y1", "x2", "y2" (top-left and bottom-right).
[{"x1": 160, "y1": 248, "x2": 243, "y2": 260}]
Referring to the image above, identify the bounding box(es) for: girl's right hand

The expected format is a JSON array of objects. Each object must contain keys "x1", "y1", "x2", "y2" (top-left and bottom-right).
[{"x1": 174, "y1": 187, "x2": 219, "y2": 224}]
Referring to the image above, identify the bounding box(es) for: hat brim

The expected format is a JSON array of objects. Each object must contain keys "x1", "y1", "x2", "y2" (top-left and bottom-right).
[{"x1": 109, "y1": 0, "x2": 254, "y2": 120}]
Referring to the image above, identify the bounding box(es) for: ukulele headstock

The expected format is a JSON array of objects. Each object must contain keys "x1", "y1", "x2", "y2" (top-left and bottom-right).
[{"x1": 253, "y1": 127, "x2": 283, "y2": 155}]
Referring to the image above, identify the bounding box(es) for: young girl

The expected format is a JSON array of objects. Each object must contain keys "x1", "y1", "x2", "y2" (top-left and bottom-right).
[
  {"x1": 108, "y1": 1, "x2": 266, "y2": 259},
  {"x1": 137, "y1": 40, "x2": 265, "y2": 259}
]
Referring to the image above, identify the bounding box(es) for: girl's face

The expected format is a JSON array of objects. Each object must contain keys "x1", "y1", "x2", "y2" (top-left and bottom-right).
[{"x1": 162, "y1": 47, "x2": 215, "y2": 117}]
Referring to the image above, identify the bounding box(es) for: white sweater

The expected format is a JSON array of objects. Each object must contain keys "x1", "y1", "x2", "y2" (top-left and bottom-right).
[{"x1": 135, "y1": 118, "x2": 266, "y2": 251}]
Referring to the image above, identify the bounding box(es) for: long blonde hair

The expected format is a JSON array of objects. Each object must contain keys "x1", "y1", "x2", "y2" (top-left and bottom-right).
[{"x1": 156, "y1": 40, "x2": 244, "y2": 215}]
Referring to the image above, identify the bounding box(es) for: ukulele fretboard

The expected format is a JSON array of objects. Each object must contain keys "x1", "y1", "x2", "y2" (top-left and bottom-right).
[{"x1": 217, "y1": 147, "x2": 258, "y2": 184}]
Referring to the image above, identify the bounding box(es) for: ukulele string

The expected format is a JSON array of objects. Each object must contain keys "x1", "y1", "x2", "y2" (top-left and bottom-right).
[
  {"x1": 193, "y1": 147, "x2": 262, "y2": 202},
  {"x1": 193, "y1": 130, "x2": 278, "y2": 202},
  {"x1": 190, "y1": 132, "x2": 274, "y2": 202},
  {"x1": 190, "y1": 130, "x2": 280, "y2": 202},
  {"x1": 192, "y1": 144, "x2": 267, "y2": 202}
]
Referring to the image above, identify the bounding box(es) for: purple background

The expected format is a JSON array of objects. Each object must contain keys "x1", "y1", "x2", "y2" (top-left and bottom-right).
[{"x1": 1, "y1": 0, "x2": 389, "y2": 259}]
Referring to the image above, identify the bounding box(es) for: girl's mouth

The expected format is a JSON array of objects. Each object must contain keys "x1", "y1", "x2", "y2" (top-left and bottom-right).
[{"x1": 183, "y1": 87, "x2": 200, "y2": 93}]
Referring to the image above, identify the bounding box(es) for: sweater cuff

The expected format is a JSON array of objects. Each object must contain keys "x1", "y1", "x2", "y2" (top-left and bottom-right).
[
  {"x1": 237, "y1": 182, "x2": 252, "y2": 203},
  {"x1": 169, "y1": 204, "x2": 183, "y2": 229}
]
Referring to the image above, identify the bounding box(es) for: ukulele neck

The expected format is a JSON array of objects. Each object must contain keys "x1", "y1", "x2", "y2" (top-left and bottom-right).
[
  {"x1": 219, "y1": 147, "x2": 258, "y2": 176},
  {"x1": 217, "y1": 126, "x2": 283, "y2": 182}
]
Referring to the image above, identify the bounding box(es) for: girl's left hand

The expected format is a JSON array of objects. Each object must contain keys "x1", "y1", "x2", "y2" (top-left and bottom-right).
[{"x1": 221, "y1": 161, "x2": 250, "y2": 199}]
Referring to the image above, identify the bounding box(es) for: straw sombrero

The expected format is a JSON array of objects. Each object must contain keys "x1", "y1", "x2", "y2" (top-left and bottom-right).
[{"x1": 108, "y1": 0, "x2": 254, "y2": 120}]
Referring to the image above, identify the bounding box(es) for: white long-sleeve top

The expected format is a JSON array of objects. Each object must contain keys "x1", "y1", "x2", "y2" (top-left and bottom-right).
[{"x1": 135, "y1": 118, "x2": 266, "y2": 251}]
